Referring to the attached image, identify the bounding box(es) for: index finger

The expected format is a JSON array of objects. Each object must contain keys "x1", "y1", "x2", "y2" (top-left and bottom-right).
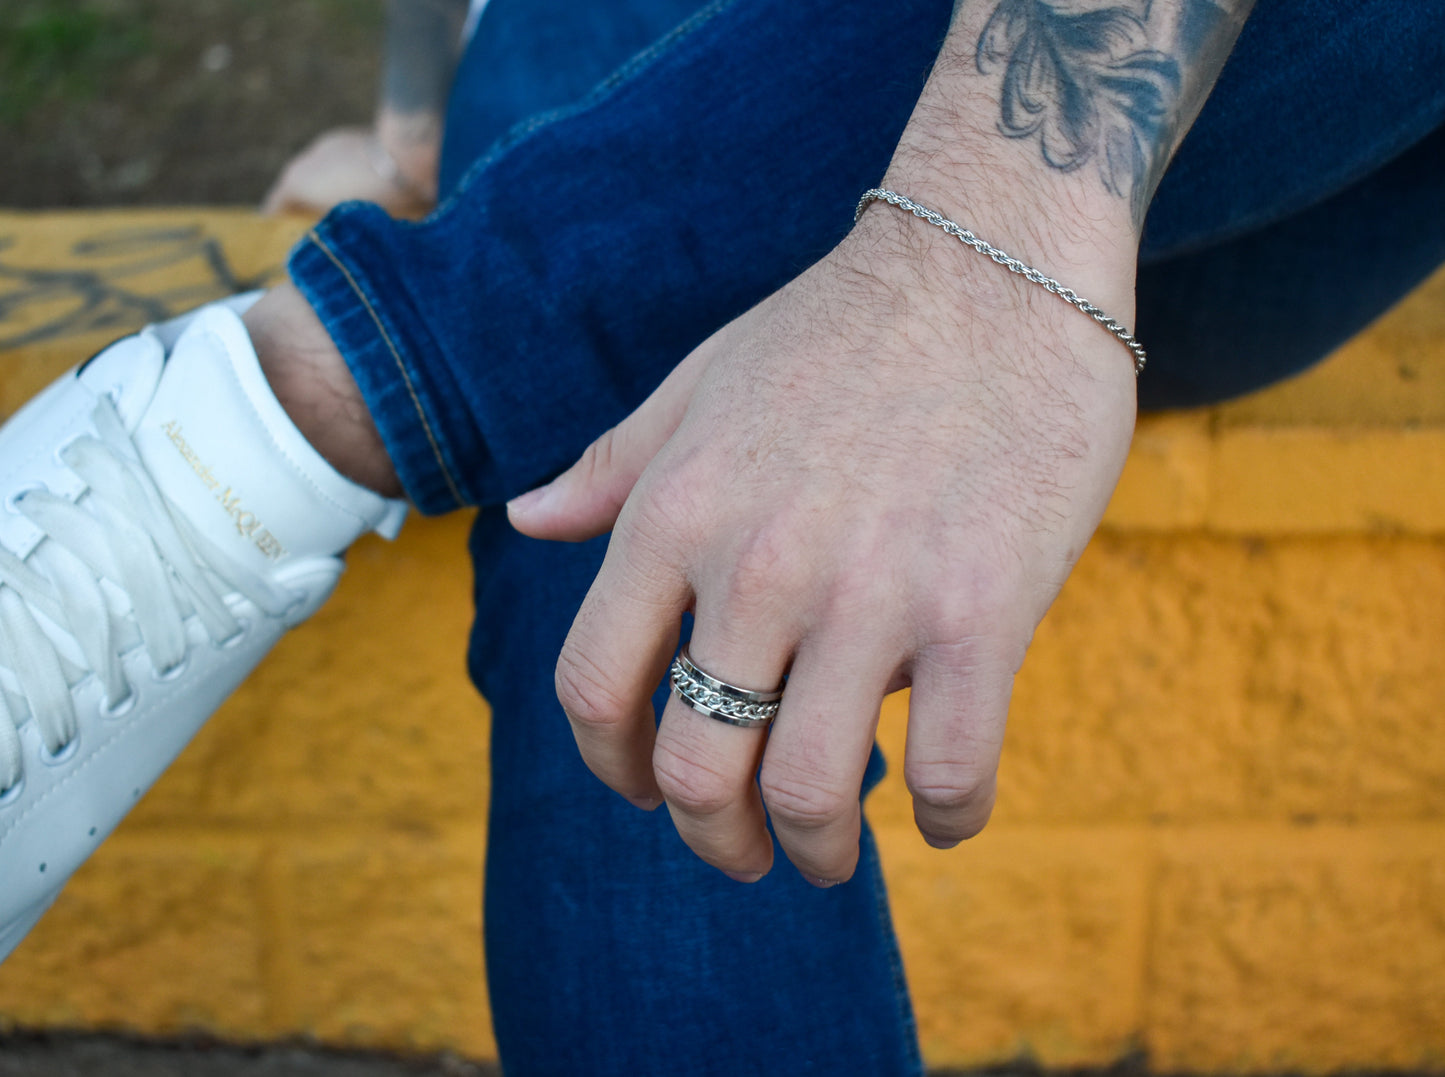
[{"x1": 555, "y1": 509, "x2": 690, "y2": 807}]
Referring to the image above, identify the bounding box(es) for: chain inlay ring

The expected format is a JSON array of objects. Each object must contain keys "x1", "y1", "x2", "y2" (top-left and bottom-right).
[{"x1": 669, "y1": 645, "x2": 785, "y2": 728}]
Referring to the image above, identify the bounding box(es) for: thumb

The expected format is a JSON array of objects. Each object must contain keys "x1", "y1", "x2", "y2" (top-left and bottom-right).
[{"x1": 507, "y1": 348, "x2": 706, "y2": 541}]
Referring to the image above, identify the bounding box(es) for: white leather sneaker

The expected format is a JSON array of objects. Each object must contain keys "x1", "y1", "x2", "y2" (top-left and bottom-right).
[{"x1": 0, "y1": 294, "x2": 406, "y2": 962}]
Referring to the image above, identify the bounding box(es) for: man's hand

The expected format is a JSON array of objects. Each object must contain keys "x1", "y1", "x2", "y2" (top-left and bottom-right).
[
  {"x1": 508, "y1": 0, "x2": 1252, "y2": 884},
  {"x1": 264, "y1": 0, "x2": 467, "y2": 218},
  {"x1": 509, "y1": 199, "x2": 1137, "y2": 883},
  {"x1": 261, "y1": 120, "x2": 438, "y2": 220}
]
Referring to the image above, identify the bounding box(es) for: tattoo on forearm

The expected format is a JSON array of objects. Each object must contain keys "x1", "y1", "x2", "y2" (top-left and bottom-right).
[
  {"x1": 382, "y1": 0, "x2": 470, "y2": 117},
  {"x1": 973, "y1": 0, "x2": 1254, "y2": 221}
]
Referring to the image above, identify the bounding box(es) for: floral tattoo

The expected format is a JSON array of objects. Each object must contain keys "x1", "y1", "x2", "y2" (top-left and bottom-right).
[{"x1": 975, "y1": 0, "x2": 1252, "y2": 221}]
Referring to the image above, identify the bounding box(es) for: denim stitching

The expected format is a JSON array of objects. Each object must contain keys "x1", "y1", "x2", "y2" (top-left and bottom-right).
[
  {"x1": 304, "y1": 228, "x2": 467, "y2": 509},
  {"x1": 435, "y1": 0, "x2": 741, "y2": 217}
]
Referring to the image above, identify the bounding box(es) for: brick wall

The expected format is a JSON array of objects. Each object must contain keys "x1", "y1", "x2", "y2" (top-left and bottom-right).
[{"x1": 0, "y1": 211, "x2": 1441, "y2": 1072}]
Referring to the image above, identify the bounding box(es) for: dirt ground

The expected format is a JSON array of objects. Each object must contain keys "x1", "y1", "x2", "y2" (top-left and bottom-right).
[
  {"x1": 1, "y1": 0, "x2": 384, "y2": 208},
  {"x1": 0, "y1": 1031, "x2": 498, "y2": 1077}
]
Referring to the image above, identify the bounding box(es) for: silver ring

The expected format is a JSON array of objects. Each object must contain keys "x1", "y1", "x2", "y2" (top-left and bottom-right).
[{"x1": 668, "y1": 645, "x2": 784, "y2": 728}]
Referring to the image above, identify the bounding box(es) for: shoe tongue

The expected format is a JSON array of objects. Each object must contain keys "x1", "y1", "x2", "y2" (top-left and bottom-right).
[{"x1": 118, "y1": 306, "x2": 397, "y2": 575}]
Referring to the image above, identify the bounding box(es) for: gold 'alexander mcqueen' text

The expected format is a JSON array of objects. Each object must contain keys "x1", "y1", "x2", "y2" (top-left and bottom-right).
[{"x1": 160, "y1": 420, "x2": 288, "y2": 561}]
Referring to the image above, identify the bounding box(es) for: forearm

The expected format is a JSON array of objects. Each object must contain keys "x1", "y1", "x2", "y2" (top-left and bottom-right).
[
  {"x1": 872, "y1": 0, "x2": 1256, "y2": 320},
  {"x1": 376, "y1": 0, "x2": 470, "y2": 191}
]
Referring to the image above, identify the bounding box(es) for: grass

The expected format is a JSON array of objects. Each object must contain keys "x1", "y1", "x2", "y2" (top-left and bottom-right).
[{"x1": 0, "y1": 1, "x2": 150, "y2": 125}]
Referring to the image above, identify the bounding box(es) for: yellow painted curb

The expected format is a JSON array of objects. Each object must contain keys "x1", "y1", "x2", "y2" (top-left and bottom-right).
[{"x1": 0, "y1": 211, "x2": 1441, "y2": 1073}]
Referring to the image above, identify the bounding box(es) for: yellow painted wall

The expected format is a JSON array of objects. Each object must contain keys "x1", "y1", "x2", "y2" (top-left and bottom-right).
[{"x1": 0, "y1": 211, "x2": 1441, "y2": 1072}]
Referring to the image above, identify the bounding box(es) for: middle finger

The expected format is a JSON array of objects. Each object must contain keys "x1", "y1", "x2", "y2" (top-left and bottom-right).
[{"x1": 652, "y1": 609, "x2": 796, "y2": 881}]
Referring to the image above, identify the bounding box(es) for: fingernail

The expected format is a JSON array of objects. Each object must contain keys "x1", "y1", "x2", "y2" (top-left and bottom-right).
[
  {"x1": 625, "y1": 795, "x2": 663, "y2": 811},
  {"x1": 809, "y1": 877, "x2": 843, "y2": 889},
  {"x1": 921, "y1": 832, "x2": 962, "y2": 850},
  {"x1": 506, "y1": 483, "x2": 554, "y2": 516},
  {"x1": 721, "y1": 869, "x2": 765, "y2": 884}
]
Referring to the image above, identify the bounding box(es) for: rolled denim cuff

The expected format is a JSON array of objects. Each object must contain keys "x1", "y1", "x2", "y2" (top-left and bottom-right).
[
  {"x1": 286, "y1": 0, "x2": 953, "y2": 515},
  {"x1": 289, "y1": 206, "x2": 479, "y2": 515}
]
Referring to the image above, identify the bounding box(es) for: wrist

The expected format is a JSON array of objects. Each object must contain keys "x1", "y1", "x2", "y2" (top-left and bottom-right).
[
  {"x1": 843, "y1": 190, "x2": 1138, "y2": 387},
  {"x1": 878, "y1": 137, "x2": 1138, "y2": 322},
  {"x1": 842, "y1": 179, "x2": 1142, "y2": 391},
  {"x1": 858, "y1": 188, "x2": 1146, "y2": 375},
  {"x1": 878, "y1": 7, "x2": 1142, "y2": 312},
  {"x1": 883, "y1": 155, "x2": 1136, "y2": 283},
  {"x1": 374, "y1": 108, "x2": 442, "y2": 201}
]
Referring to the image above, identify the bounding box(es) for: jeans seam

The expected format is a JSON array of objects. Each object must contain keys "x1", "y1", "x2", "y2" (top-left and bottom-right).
[
  {"x1": 304, "y1": 227, "x2": 467, "y2": 510},
  {"x1": 434, "y1": 0, "x2": 741, "y2": 218}
]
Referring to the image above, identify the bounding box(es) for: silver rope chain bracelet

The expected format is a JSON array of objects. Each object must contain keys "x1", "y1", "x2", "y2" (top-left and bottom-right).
[{"x1": 855, "y1": 188, "x2": 1147, "y2": 376}]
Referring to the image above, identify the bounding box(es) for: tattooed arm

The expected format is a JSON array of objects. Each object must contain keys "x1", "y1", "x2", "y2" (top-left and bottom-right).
[
  {"x1": 375, "y1": 0, "x2": 471, "y2": 202},
  {"x1": 263, "y1": 0, "x2": 469, "y2": 218},
  {"x1": 506, "y1": 0, "x2": 1257, "y2": 884},
  {"x1": 922, "y1": 0, "x2": 1253, "y2": 223}
]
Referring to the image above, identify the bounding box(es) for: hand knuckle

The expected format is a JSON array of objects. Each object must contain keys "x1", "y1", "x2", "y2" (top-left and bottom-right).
[
  {"x1": 760, "y1": 771, "x2": 853, "y2": 831},
  {"x1": 628, "y1": 462, "x2": 712, "y2": 549},
  {"x1": 653, "y1": 743, "x2": 737, "y2": 816},
  {"x1": 912, "y1": 537, "x2": 1032, "y2": 633},
  {"x1": 554, "y1": 647, "x2": 630, "y2": 730},
  {"x1": 905, "y1": 763, "x2": 990, "y2": 815},
  {"x1": 576, "y1": 429, "x2": 620, "y2": 488},
  {"x1": 721, "y1": 523, "x2": 805, "y2": 613}
]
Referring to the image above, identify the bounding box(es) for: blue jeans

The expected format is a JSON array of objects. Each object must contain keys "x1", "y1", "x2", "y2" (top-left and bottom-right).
[{"x1": 287, "y1": 1, "x2": 1445, "y2": 1072}]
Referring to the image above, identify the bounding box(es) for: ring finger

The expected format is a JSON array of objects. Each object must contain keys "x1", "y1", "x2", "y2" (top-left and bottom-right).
[{"x1": 652, "y1": 616, "x2": 796, "y2": 881}]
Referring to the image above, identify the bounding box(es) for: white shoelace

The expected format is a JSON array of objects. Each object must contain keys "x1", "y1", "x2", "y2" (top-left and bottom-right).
[{"x1": 0, "y1": 398, "x2": 296, "y2": 793}]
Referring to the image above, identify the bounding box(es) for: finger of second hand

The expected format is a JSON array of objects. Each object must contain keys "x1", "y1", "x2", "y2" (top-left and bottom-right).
[
  {"x1": 653, "y1": 641, "x2": 792, "y2": 882},
  {"x1": 758, "y1": 637, "x2": 895, "y2": 887}
]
